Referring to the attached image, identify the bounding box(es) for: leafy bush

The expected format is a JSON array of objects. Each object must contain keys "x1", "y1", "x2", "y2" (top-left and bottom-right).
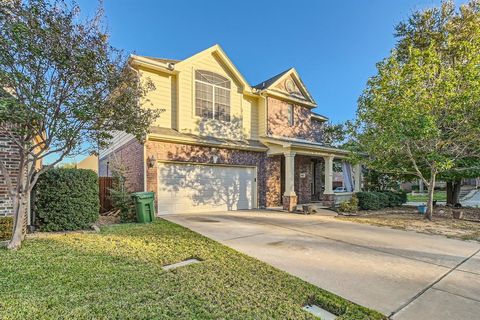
[
  {"x1": 356, "y1": 191, "x2": 407, "y2": 211},
  {"x1": 373, "y1": 192, "x2": 389, "y2": 207},
  {"x1": 110, "y1": 189, "x2": 135, "y2": 223},
  {"x1": 0, "y1": 216, "x2": 13, "y2": 240},
  {"x1": 338, "y1": 196, "x2": 359, "y2": 213},
  {"x1": 397, "y1": 190, "x2": 408, "y2": 204},
  {"x1": 356, "y1": 192, "x2": 381, "y2": 210},
  {"x1": 34, "y1": 168, "x2": 99, "y2": 231}
]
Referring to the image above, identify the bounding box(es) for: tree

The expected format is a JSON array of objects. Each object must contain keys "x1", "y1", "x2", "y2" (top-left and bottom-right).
[
  {"x1": 0, "y1": 0, "x2": 159, "y2": 249},
  {"x1": 352, "y1": 1, "x2": 480, "y2": 220},
  {"x1": 440, "y1": 158, "x2": 480, "y2": 205}
]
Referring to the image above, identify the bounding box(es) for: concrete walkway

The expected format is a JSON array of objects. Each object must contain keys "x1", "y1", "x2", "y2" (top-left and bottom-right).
[
  {"x1": 462, "y1": 189, "x2": 480, "y2": 207},
  {"x1": 164, "y1": 210, "x2": 480, "y2": 319}
]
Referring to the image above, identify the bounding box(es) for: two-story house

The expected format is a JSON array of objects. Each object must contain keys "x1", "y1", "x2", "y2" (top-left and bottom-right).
[{"x1": 98, "y1": 44, "x2": 361, "y2": 214}]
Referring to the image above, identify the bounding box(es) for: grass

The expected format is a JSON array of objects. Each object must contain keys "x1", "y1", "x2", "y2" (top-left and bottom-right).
[
  {"x1": 0, "y1": 219, "x2": 385, "y2": 320},
  {"x1": 407, "y1": 190, "x2": 447, "y2": 202},
  {"x1": 337, "y1": 208, "x2": 480, "y2": 242}
]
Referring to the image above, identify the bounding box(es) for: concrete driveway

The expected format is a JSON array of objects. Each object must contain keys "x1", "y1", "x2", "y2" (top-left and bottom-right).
[{"x1": 164, "y1": 210, "x2": 480, "y2": 319}]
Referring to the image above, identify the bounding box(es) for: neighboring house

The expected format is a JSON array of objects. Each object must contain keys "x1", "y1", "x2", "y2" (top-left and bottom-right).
[
  {"x1": 77, "y1": 155, "x2": 98, "y2": 174},
  {"x1": 99, "y1": 44, "x2": 360, "y2": 213}
]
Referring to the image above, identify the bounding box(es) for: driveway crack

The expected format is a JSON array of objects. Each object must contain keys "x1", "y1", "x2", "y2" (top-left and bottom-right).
[{"x1": 388, "y1": 248, "x2": 480, "y2": 319}]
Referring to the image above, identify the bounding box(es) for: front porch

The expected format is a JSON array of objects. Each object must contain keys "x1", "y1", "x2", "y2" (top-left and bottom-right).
[{"x1": 262, "y1": 137, "x2": 362, "y2": 211}]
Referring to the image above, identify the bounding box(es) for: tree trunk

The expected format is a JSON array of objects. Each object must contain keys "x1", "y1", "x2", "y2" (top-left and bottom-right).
[
  {"x1": 446, "y1": 181, "x2": 453, "y2": 205},
  {"x1": 6, "y1": 159, "x2": 31, "y2": 250},
  {"x1": 6, "y1": 193, "x2": 26, "y2": 250},
  {"x1": 425, "y1": 172, "x2": 436, "y2": 220},
  {"x1": 446, "y1": 179, "x2": 462, "y2": 206}
]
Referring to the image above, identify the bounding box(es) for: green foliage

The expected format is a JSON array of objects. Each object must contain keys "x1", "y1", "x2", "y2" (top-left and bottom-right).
[
  {"x1": 356, "y1": 192, "x2": 381, "y2": 210},
  {"x1": 338, "y1": 196, "x2": 359, "y2": 213},
  {"x1": 356, "y1": 191, "x2": 406, "y2": 210},
  {"x1": 0, "y1": 220, "x2": 386, "y2": 320},
  {"x1": 363, "y1": 169, "x2": 404, "y2": 191},
  {"x1": 34, "y1": 168, "x2": 99, "y2": 231},
  {"x1": 0, "y1": 216, "x2": 13, "y2": 240},
  {"x1": 351, "y1": 1, "x2": 480, "y2": 218},
  {"x1": 110, "y1": 188, "x2": 135, "y2": 223},
  {"x1": 108, "y1": 162, "x2": 135, "y2": 223},
  {"x1": 382, "y1": 191, "x2": 406, "y2": 207},
  {"x1": 0, "y1": 0, "x2": 160, "y2": 248}
]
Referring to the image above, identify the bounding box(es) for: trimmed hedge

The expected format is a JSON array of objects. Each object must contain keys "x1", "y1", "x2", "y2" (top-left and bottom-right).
[
  {"x1": 34, "y1": 168, "x2": 99, "y2": 231},
  {"x1": 356, "y1": 190, "x2": 407, "y2": 210},
  {"x1": 0, "y1": 216, "x2": 13, "y2": 241}
]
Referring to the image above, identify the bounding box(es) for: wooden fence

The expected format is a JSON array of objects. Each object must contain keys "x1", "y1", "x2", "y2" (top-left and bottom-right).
[{"x1": 99, "y1": 177, "x2": 114, "y2": 213}]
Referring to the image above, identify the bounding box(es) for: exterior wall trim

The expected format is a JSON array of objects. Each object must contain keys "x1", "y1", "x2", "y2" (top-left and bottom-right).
[{"x1": 148, "y1": 133, "x2": 268, "y2": 152}]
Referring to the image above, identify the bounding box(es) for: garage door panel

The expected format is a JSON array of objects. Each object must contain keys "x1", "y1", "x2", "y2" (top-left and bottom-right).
[{"x1": 157, "y1": 163, "x2": 256, "y2": 214}]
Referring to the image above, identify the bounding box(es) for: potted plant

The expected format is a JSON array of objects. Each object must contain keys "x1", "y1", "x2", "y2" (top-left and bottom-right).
[{"x1": 417, "y1": 204, "x2": 427, "y2": 214}]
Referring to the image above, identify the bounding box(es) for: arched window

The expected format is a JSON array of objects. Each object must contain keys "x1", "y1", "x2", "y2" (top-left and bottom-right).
[{"x1": 195, "y1": 70, "x2": 231, "y2": 122}]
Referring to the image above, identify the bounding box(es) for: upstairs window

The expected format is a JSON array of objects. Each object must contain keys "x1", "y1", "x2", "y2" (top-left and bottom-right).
[
  {"x1": 287, "y1": 104, "x2": 294, "y2": 125},
  {"x1": 195, "y1": 70, "x2": 231, "y2": 122}
]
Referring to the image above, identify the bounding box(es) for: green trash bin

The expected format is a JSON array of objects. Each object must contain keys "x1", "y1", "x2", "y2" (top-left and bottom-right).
[{"x1": 132, "y1": 192, "x2": 155, "y2": 223}]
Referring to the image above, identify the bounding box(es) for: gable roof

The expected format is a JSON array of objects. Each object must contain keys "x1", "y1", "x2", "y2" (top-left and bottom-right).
[
  {"x1": 253, "y1": 69, "x2": 290, "y2": 90},
  {"x1": 131, "y1": 45, "x2": 318, "y2": 105},
  {"x1": 176, "y1": 44, "x2": 252, "y2": 93},
  {"x1": 253, "y1": 67, "x2": 316, "y2": 107},
  {"x1": 137, "y1": 56, "x2": 181, "y2": 64}
]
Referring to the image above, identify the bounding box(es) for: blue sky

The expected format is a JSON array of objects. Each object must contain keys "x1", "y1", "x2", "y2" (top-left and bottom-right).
[
  {"x1": 74, "y1": 0, "x2": 463, "y2": 123},
  {"x1": 63, "y1": 0, "x2": 462, "y2": 163}
]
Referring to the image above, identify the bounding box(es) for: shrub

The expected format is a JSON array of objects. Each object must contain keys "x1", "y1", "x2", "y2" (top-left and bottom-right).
[
  {"x1": 382, "y1": 191, "x2": 398, "y2": 207},
  {"x1": 356, "y1": 190, "x2": 407, "y2": 211},
  {"x1": 34, "y1": 168, "x2": 99, "y2": 231},
  {"x1": 338, "y1": 196, "x2": 359, "y2": 213},
  {"x1": 356, "y1": 192, "x2": 381, "y2": 210},
  {"x1": 0, "y1": 216, "x2": 13, "y2": 240},
  {"x1": 373, "y1": 192, "x2": 389, "y2": 208},
  {"x1": 396, "y1": 190, "x2": 408, "y2": 204},
  {"x1": 110, "y1": 189, "x2": 135, "y2": 223}
]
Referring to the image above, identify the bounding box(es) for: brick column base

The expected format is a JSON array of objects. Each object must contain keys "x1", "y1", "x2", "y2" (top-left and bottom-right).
[
  {"x1": 282, "y1": 195, "x2": 298, "y2": 212},
  {"x1": 322, "y1": 194, "x2": 335, "y2": 207}
]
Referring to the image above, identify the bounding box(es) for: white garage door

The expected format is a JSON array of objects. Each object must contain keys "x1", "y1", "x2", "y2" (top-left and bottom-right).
[{"x1": 157, "y1": 162, "x2": 256, "y2": 214}]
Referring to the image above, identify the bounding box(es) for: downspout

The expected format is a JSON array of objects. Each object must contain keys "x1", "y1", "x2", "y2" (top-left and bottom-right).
[{"x1": 143, "y1": 134, "x2": 148, "y2": 192}]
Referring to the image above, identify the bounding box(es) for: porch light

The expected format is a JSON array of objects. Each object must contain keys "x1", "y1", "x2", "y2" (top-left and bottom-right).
[{"x1": 147, "y1": 155, "x2": 156, "y2": 168}]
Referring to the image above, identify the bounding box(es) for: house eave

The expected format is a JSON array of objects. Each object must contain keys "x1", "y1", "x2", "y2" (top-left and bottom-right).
[
  {"x1": 259, "y1": 135, "x2": 351, "y2": 158},
  {"x1": 147, "y1": 132, "x2": 268, "y2": 152}
]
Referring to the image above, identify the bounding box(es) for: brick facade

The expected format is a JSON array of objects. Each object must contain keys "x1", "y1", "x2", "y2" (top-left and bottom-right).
[
  {"x1": 0, "y1": 130, "x2": 20, "y2": 216},
  {"x1": 98, "y1": 138, "x2": 145, "y2": 193},
  {"x1": 265, "y1": 155, "x2": 282, "y2": 207},
  {"x1": 294, "y1": 155, "x2": 313, "y2": 204},
  {"x1": 267, "y1": 97, "x2": 324, "y2": 143},
  {"x1": 98, "y1": 139, "x2": 320, "y2": 212},
  {"x1": 144, "y1": 140, "x2": 268, "y2": 208}
]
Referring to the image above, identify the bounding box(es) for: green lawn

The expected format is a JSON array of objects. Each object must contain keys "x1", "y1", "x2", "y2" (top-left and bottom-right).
[
  {"x1": 0, "y1": 219, "x2": 384, "y2": 320},
  {"x1": 407, "y1": 190, "x2": 447, "y2": 202}
]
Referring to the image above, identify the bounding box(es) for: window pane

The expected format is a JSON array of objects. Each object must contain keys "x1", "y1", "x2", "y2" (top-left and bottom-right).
[
  {"x1": 287, "y1": 104, "x2": 294, "y2": 125},
  {"x1": 195, "y1": 70, "x2": 230, "y2": 89},
  {"x1": 195, "y1": 81, "x2": 213, "y2": 118},
  {"x1": 215, "y1": 87, "x2": 230, "y2": 122}
]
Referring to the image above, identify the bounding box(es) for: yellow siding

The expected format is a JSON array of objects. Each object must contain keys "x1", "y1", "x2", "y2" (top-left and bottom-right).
[
  {"x1": 139, "y1": 66, "x2": 174, "y2": 128},
  {"x1": 176, "y1": 51, "x2": 245, "y2": 139},
  {"x1": 258, "y1": 97, "x2": 266, "y2": 137},
  {"x1": 137, "y1": 51, "x2": 259, "y2": 140}
]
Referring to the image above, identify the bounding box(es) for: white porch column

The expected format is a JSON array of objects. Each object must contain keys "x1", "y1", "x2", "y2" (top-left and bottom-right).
[
  {"x1": 323, "y1": 155, "x2": 334, "y2": 194},
  {"x1": 283, "y1": 151, "x2": 296, "y2": 197},
  {"x1": 283, "y1": 151, "x2": 297, "y2": 212},
  {"x1": 354, "y1": 163, "x2": 362, "y2": 192}
]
